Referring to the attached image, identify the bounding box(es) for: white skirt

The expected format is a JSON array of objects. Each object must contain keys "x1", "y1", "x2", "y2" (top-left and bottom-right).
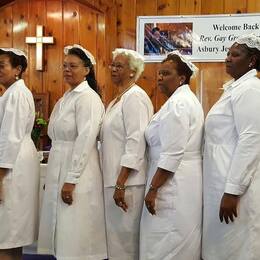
[{"x1": 104, "y1": 185, "x2": 145, "y2": 260}]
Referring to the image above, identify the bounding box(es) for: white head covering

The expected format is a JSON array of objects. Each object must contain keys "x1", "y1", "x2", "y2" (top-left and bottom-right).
[
  {"x1": 167, "y1": 50, "x2": 198, "y2": 76},
  {"x1": 235, "y1": 33, "x2": 260, "y2": 51},
  {"x1": 0, "y1": 47, "x2": 28, "y2": 60},
  {"x1": 64, "y1": 44, "x2": 96, "y2": 65},
  {"x1": 112, "y1": 48, "x2": 145, "y2": 81}
]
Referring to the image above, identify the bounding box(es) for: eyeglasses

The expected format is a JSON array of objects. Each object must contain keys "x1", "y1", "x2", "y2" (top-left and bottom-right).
[
  {"x1": 62, "y1": 63, "x2": 85, "y2": 70},
  {"x1": 108, "y1": 63, "x2": 125, "y2": 71},
  {"x1": 0, "y1": 63, "x2": 10, "y2": 69}
]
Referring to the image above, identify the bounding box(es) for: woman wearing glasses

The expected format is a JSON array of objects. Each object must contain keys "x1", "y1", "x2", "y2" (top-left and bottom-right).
[
  {"x1": 38, "y1": 44, "x2": 107, "y2": 260},
  {"x1": 101, "y1": 48, "x2": 153, "y2": 260}
]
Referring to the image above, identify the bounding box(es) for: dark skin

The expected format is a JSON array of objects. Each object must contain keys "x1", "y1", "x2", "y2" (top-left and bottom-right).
[
  {"x1": 0, "y1": 169, "x2": 6, "y2": 204},
  {"x1": 225, "y1": 43, "x2": 257, "y2": 80},
  {"x1": 110, "y1": 54, "x2": 137, "y2": 211},
  {"x1": 145, "y1": 168, "x2": 172, "y2": 215},
  {"x1": 144, "y1": 60, "x2": 186, "y2": 215},
  {"x1": 0, "y1": 247, "x2": 23, "y2": 260},
  {"x1": 0, "y1": 55, "x2": 25, "y2": 259},
  {"x1": 61, "y1": 54, "x2": 90, "y2": 206},
  {"x1": 0, "y1": 54, "x2": 22, "y2": 204},
  {"x1": 219, "y1": 193, "x2": 239, "y2": 224},
  {"x1": 218, "y1": 43, "x2": 257, "y2": 224},
  {"x1": 113, "y1": 167, "x2": 131, "y2": 212}
]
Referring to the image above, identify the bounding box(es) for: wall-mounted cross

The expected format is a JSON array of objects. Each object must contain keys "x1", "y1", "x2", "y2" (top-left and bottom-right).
[{"x1": 26, "y1": 25, "x2": 54, "y2": 71}]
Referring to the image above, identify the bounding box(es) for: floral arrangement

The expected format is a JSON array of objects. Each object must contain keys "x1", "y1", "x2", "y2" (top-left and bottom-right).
[{"x1": 31, "y1": 112, "x2": 48, "y2": 149}]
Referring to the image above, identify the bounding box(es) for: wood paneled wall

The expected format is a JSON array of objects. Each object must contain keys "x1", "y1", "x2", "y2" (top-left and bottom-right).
[
  {"x1": 0, "y1": 0, "x2": 108, "y2": 112},
  {"x1": 114, "y1": 0, "x2": 260, "y2": 113},
  {"x1": 1, "y1": 0, "x2": 260, "y2": 115}
]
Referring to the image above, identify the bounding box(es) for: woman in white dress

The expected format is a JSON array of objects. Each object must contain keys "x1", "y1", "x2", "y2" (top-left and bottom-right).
[
  {"x1": 0, "y1": 48, "x2": 39, "y2": 260},
  {"x1": 101, "y1": 48, "x2": 153, "y2": 260},
  {"x1": 202, "y1": 34, "x2": 260, "y2": 260},
  {"x1": 140, "y1": 51, "x2": 204, "y2": 260},
  {"x1": 38, "y1": 44, "x2": 107, "y2": 260}
]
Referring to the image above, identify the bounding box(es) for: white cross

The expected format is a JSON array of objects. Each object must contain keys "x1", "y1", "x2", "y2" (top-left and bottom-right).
[{"x1": 26, "y1": 25, "x2": 54, "y2": 71}]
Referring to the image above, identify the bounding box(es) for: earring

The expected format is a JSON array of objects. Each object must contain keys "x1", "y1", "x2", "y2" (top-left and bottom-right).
[
  {"x1": 249, "y1": 63, "x2": 253, "y2": 68},
  {"x1": 130, "y1": 73, "x2": 134, "y2": 78},
  {"x1": 179, "y1": 81, "x2": 184, "y2": 86},
  {"x1": 15, "y1": 75, "x2": 19, "y2": 80}
]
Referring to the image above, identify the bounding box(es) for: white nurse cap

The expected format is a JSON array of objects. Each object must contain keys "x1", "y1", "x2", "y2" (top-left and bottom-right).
[
  {"x1": 167, "y1": 50, "x2": 198, "y2": 76},
  {"x1": 0, "y1": 47, "x2": 28, "y2": 60},
  {"x1": 64, "y1": 44, "x2": 96, "y2": 65},
  {"x1": 235, "y1": 33, "x2": 260, "y2": 51}
]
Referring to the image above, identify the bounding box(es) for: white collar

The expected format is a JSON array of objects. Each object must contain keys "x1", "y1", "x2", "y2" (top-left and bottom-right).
[
  {"x1": 223, "y1": 69, "x2": 257, "y2": 91},
  {"x1": 65, "y1": 80, "x2": 90, "y2": 95},
  {"x1": 169, "y1": 84, "x2": 190, "y2": 99},
  {"x1": 4, "y1": 79, "x2": 25, "y2": 94}
]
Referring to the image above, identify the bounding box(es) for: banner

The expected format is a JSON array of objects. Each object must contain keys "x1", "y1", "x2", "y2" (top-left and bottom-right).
[{"x1": 136, "y1": 13, "x2": 260, "y2": 62}]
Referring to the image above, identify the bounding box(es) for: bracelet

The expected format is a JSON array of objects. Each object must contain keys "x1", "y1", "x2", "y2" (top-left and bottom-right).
[
  {"x1": 149, "y1": 184, "x2": 158, "y2": 192},
  {"x1": 115, "y1": 184, "x2": 126, "y2": 190}
]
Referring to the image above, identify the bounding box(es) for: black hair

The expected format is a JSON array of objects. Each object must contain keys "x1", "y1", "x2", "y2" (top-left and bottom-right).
[
  {"x1": 162, "y1": 53, "x2": 193, "y2": 84},
  {"x1": 0, "y1": 49, "x2": 27, "y2": 78},
  {"x1": 242, "y1": 45, "x2": 260, "y2": 71},
  {"x1": 67, "y1": 47, "x2": 99, "y2": 94},
  {"x1": 151, "y1": 27, "x2": 160, "y2": 34}
]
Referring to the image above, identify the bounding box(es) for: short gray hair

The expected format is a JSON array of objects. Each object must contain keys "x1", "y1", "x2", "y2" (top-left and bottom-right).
[{"x1": 112, "y1": 48, "x2": 145, "y2": 81}]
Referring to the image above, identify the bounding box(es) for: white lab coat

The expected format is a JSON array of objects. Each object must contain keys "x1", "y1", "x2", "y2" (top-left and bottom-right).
[
  {"x1": 101, "y1": 85, "x2": 153, "y2": 260},
  {"x1": 38, "y1": 81, "x2": 107, "y2": 260},
  {"x1": 0, "y1": 79, "x2": 39, "y2": 249},
  {"x1": 140, "y1": 84, "x2": 204, "y2": 260},
  {"x1": 202, "y1": 69, "x2": 260, "y2": 260}
]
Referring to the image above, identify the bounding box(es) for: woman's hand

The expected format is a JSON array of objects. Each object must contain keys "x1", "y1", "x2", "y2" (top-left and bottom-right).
[
  {"x1": 61, "y1": 183, "x2": 75, "y2": 205},
  {"x1": 0, "y1": 168, "x2": 7, "y2": 204},
  {"x1": 114, "y1": 166, "x2": 131, "y2": 212},
  {"x1": 0, "y1": 180, "x2": 3, "y2": 204},
  {"x1": 113, "y1": 188, "x2": 128, "y2": 212},
  {"x1": 145, "y1": 189, "x2": 157, "y2": 215},
  {"x1": 144, "y1": 168, "x2": 172, "y2": 215},
  {"x1": 219, "y1": 193, "x2": 239, "y2": 224}
]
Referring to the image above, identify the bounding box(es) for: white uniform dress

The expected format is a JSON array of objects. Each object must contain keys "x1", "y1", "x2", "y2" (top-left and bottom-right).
[
  {"x1": 38, "y1": 81, "x2": 107, "y2": 260},
  {"x1": 101, "y1": 85, "x2": 153, "y2": 260},
  {"x1": 202, "y1": 69, "x2": 260, "y2": 260},
  {"x1": 0, "y1": 79, "x2": 39, "y2": 249},
  {"x1": 140, "y1": 84, "x2": 204, "y2": 260}
]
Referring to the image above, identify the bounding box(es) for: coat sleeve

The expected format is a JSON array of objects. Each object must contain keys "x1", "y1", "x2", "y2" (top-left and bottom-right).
[
  {"x1": 120, "y1": 91, "x2": 152, "y2": 171},
  {"x1": 65, "y1": 93, "x2": 104, "y2": 184},
  {"x1": 157, "y1": 98, "x2": 190, "y2": 173},
  {"x1": 225, "y1": 87, "x2": 260, "y2": 195},
  {"x1": 0, "y1": 91, "x2": 30, "y2": 168}
]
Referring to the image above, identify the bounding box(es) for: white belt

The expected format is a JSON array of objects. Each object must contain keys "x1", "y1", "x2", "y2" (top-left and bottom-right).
[{"x1": 149, "y1": 147, "x2": 201, "y2": 161}]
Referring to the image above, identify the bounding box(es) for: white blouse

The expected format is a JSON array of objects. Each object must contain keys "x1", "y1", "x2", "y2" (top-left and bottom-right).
[
  {"x1": 47, "y1": 81, "x2": 105, "y2": 184},
  {"x1": 101, "y1": 85, "x2": 154, "y2": 187},
  {"x1": 145, "y1": 84, "x2": 204, "y2": 172},
  {"x1": 0, "y1": 79, "x2": 35, "y2": 168}
]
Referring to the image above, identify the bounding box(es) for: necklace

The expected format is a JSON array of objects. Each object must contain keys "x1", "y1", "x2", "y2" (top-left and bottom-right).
[{"x1": 114, "y1": 83, "x2": 135, "y2": 103}]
